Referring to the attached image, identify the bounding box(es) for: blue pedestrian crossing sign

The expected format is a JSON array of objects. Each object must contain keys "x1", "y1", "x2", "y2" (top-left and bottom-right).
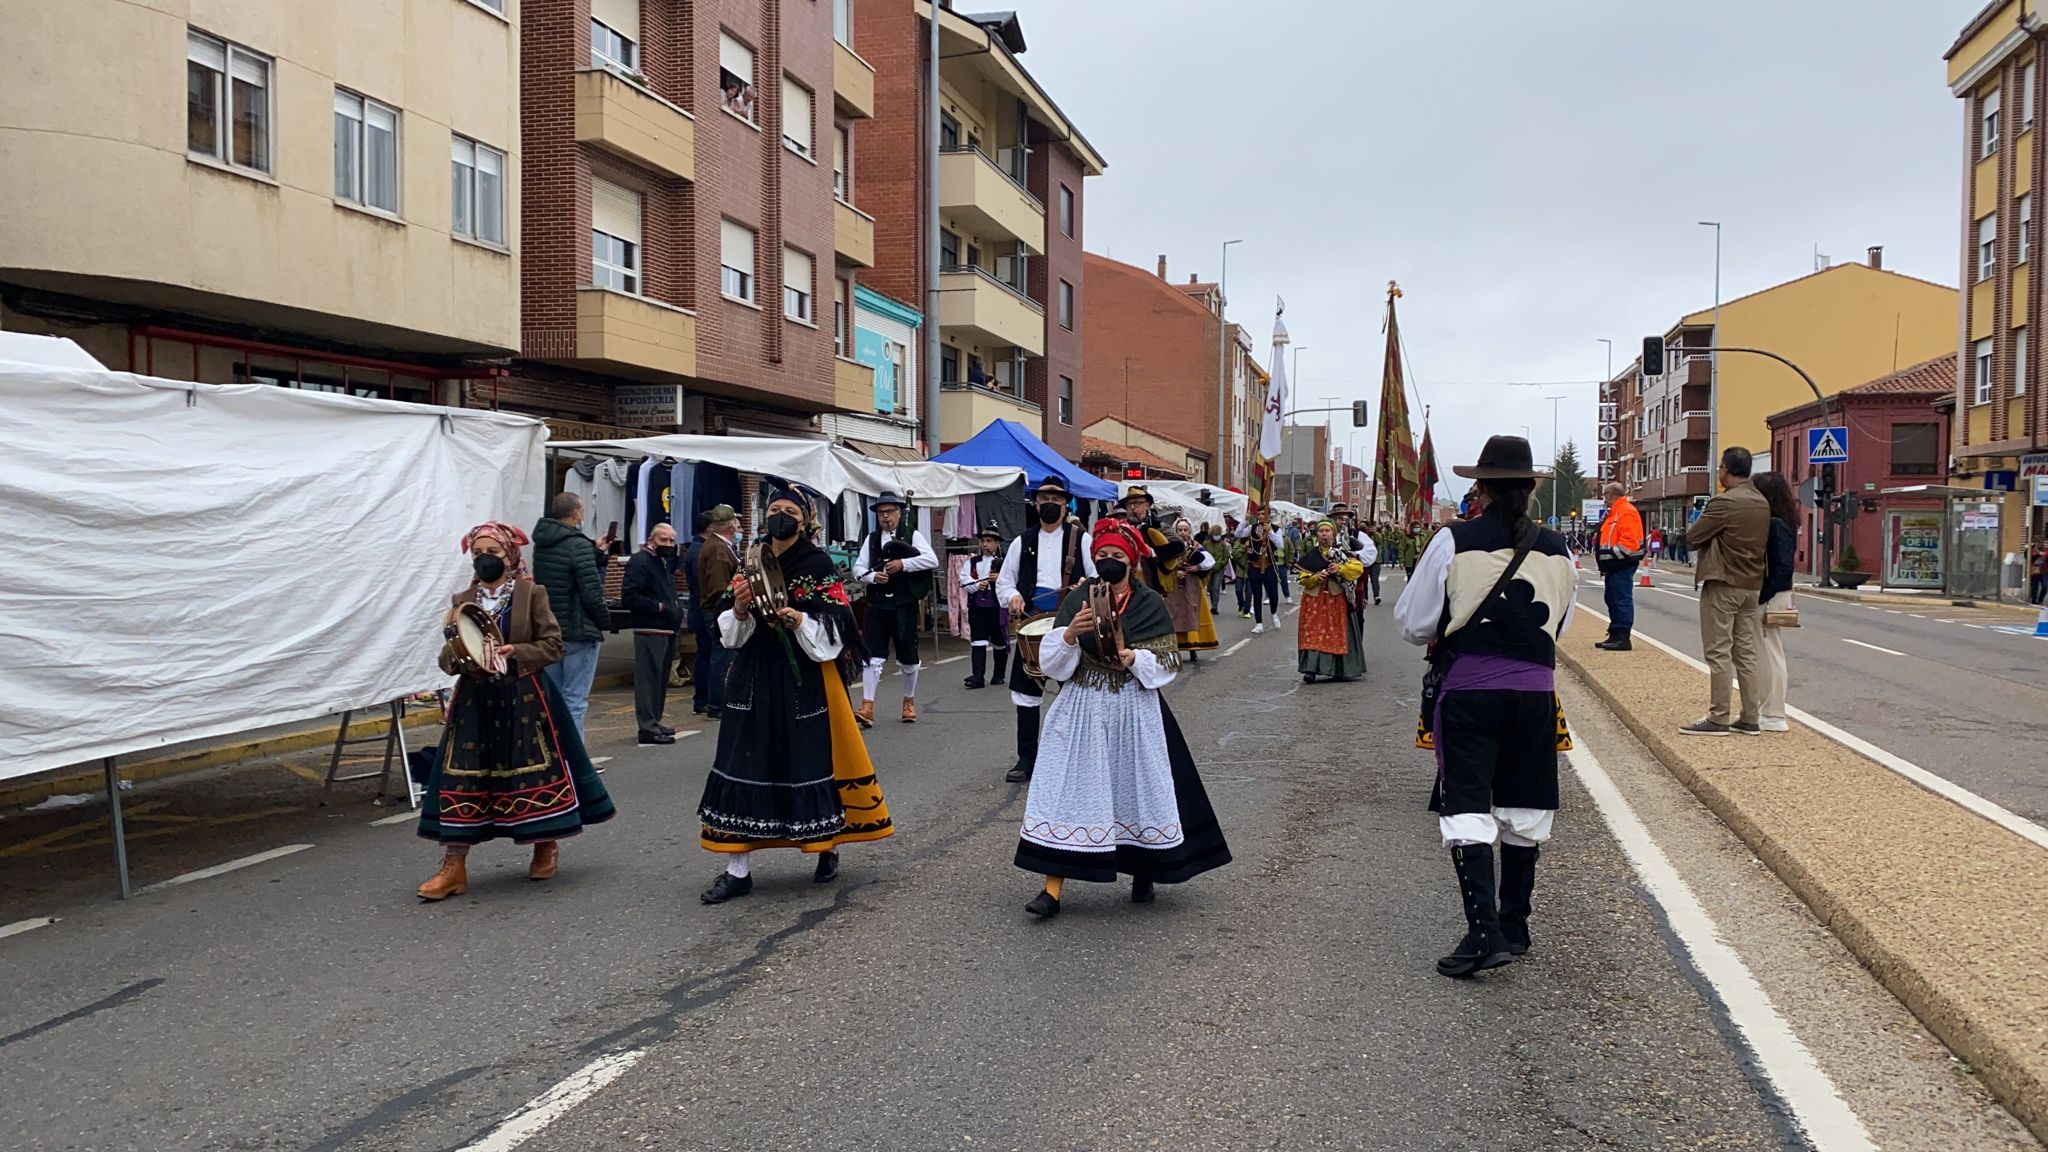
[{"x1": 1806, "y1": 426, "x2": 1849, "y2": 464}]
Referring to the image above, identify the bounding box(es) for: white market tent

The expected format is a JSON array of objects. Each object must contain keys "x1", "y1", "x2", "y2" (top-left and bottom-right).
[
  {"x1": 1114, "y1": 480, "x2": 1321, "y2": 529},
  {"x1": 0, "y1": 358, "x2": 547, "y2": 893},
  {"x1": 550, "y1": 434, "x2": 1022, "y2": 503}
]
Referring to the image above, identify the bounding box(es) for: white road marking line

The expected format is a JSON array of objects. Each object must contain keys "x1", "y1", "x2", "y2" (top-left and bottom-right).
[
  {"x1": 370, "y1": 812, "x2": 416, "y2": 826},
  {"x1": 1567, "y1": 737, "x2": 1878, "y2": 1152},
  {"x1": 590, "y1": 755, "x2": 614, "y2": 765},
  {"x1": 1579, "y1": 606, "x2": 2048, "y2": 853},
  {"x1": 1840, "y1": 638, "x2": 1904, "y2": 656},
  {"x1": 933, "y1": 655, "x2": 968, "y2": 665},
  {"x1": 1961, "y1": 623, "x2": 1987, "y2": 630},
  {"x1": 1650, "y1": 587, "x2": 1700, "y2": 602},
  {"x1": 1220, "y1": 638, "x2": 1252, "y2": 657},
  {"x1": 135, "y1": 844, "x2": 314, "y2": 894},
  {"x1": 458, "y1": 1050, "x2": 646, "y2": 1151},
  {"x1": 0, "y1": 917, "x2": 58, "y2": 940}
]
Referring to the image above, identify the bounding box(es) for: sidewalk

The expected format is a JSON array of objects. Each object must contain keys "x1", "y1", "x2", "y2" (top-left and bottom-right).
[
  {"x1": 1560, "y1": 614, "x2": 2048, "y2": 1143},
  {"x1": 1645, "y1": 558, "x2": 2042, "y2": 619}
]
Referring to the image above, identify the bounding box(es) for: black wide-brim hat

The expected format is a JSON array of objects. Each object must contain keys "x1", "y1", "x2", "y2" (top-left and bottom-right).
[
  {"x1": 1118, "y1": 485, "x2": 1152, "y2": 507},
  {"x1": 1030, "y1": 476, "x2": 1072, "y2": 499},
  {"x1": 872, "y1": 490, "x2": 908, "y2": 510},
  {"x1": 1452, "y1": 435, "x2": 1542, "y2": 480},
  {"x1": 977, "y1": 519, "x2": 1004, "y2": 539}
]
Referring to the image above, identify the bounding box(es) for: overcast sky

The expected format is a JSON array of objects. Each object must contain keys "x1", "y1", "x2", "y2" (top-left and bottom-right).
[{"x1": 1008, "y1": 0, "x2": 1985, "y2": 499}]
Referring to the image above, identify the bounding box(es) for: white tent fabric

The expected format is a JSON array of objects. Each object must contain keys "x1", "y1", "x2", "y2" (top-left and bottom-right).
[
  {"x1": 0, "y1": 332, "x2": 107, "y2": 370},
  {"x1": 552, "y1": 434, "x2": 853, "y2": 497},
  {"x1": 1120, "y1": 479, "x2": 1244, "y2": 523},
  {"x1": 0, "y1": 365, "x2": 546, "y2": 782},
  {"x1": 831, "y1": 448, "x2": 1020, "y2": 504},
  {"x1": 1271, "y1": 500, "x2": 1320, "y2": 523}
]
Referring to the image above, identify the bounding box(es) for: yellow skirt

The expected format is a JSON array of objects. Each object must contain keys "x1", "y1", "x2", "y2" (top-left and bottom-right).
[
  {"x1": 1174, "y1": 580, "x2": 1219, "y2": 651},
  {"x1": 700, "y1": 672, "x2": 896, "y2": 853}
]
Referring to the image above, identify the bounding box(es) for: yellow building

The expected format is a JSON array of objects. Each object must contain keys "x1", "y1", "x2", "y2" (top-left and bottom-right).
[
  {"x1": 0, "y1": 0, "x2": 520, "y2": 400},
  {"x1": 1946, "y1": 1, "x2": 2048, "y2": 562}
]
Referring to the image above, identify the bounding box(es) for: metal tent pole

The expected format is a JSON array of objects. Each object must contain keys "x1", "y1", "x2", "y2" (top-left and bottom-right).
[{"x1": 105, "y1": 757, "x2": 130, "y2": 899}]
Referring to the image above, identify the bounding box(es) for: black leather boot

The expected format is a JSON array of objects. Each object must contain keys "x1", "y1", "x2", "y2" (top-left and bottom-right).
[
  {"x1": 992, "y1": 646, "x2": 1009, "y2": 684},
  {"x1": 1437, "y1": 843, "x2": 1514, "y2": 978},
  {"x1": 1595, "y1": 629, "x2": 1633, "y2": 651},
  {"x1": 1498, "y1": 843, "x2": 1537, "y2": 955},
  {"x1": 964, "y1": 647, "x2": 986, "y2": 689},
  {"x1": 1005, "y1": 704, "x2": 1038, "y2": 782}
]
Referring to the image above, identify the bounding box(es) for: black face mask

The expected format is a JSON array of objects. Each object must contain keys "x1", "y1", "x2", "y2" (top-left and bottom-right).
[
  {"x1": 655, "y1": 544, "x2": 677, "y2": 557},
  {"x1": 1095, "y1": 558, "x2": 1129, "y2": 585},
  {"x1": 766, "y1": 512, "x2": 801, "y2": 541},
  {"x1": 472, "y1": 554, "x2": 506, "y2": 582},
  {"x1": 1036, "y1": 502, "x2": 1065, "y2": 525}
]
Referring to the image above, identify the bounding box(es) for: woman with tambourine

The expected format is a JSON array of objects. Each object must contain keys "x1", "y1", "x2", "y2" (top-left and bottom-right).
[
  {"x1": 1295, "y1": 519, "x2": 1370, "y2": 684},
  {"x1": 415, "y1": 522, "x2": 616, "y2": 901}
]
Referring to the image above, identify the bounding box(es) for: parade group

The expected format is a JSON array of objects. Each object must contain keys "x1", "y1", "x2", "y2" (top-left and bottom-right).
[{"x1": 414, "y1": 434, "x2": 1574, "y2": 980}]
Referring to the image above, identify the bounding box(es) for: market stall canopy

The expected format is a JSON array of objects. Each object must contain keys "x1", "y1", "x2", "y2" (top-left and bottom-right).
[
  {"x1": 1120, "y1": 478, "x2": 1246, "y2": 522},
  {"x1": 552, "y1": 434, "x2": 852, "y2": 497},
  {"x1": 931, "y1": 419, "x2": 1117, "y2": 501},
  {"x1": 831, "y1": 447, "x2": 1022, "y2": 504},
  {"x1": 0, "y1": 331, "x2": 106, "y2": 370}
]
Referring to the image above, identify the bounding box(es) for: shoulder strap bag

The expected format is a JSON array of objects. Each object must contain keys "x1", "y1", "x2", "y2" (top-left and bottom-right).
[{"x1": 1417, "y1": 521, "x2": 1537, "y2": 744}]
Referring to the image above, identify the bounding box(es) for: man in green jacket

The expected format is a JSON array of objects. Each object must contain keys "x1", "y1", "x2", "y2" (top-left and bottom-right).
[{"x1": 533, "y1": 492, "x2": 614, "y2": 736}]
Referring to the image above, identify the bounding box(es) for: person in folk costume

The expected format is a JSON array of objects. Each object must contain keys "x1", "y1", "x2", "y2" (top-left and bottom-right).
[
  {"x1": 1296, "y1": 519, "x2": 1370, "y2": 684},
  {"x1": 1116, "y1": 485, "x2": 1181, "y2": 584},
  {"x1": 1014, "y1": 519, "x2": 1232, "y2": 917},
  {"x1": 1235, "y1": 509, "x2": 1285, "y2": 634},
  {"x1": 960, "y1": 520, "x2": 1011, "y2": 690},
  {"x1": 996, "y1": 477, "x2": 1095, "y2": 783},
  {"x1": 1224, "y1": 514, "x2": 1253, "y2": 618},
  {"x1": 1158, "y1": 515, "x2": 1219, "y2": 661},
  {"x1": 1395, "y1": 436, "x2": 1576, "y2": 978},
  {"x1": 416, "y1": 523, "x2": 616, "y2": 901},
  {"x1": 697, "y1": 485, "x2": 896, "y2": 904},
  {"x1": 852, "y1": 491, "x2": 940, "y2": 726}
]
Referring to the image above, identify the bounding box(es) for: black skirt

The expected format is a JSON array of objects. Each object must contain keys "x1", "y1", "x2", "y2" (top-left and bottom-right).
[{"x1": 698, "y1": 625, "x2": 847, "y2": 843}]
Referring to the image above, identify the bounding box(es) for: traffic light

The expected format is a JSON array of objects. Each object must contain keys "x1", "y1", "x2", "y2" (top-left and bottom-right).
[
  {"x1": 1642, "y1": 335, "x2": 1666, "y2": 377},
  {"x1": 1351, "y1": 400, "x2": 1369, "y2": 427},
  {"x1": 1122, "y1": 463, "x2": 1144, "y2": 480},
  {"x1": 1833, "y1": 492, "x2": 1859, "y2": 525}
]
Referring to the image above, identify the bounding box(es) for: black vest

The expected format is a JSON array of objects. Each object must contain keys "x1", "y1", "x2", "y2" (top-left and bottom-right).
[
  {"x1": 1018, "y1": 523, "x2": 1085, "y2": 612},
  {"x1": 1435, "y1": 513, "x2": 1575, "y2": 668}
]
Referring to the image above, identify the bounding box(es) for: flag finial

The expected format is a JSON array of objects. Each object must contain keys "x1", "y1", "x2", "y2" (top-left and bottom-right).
[{"x1": 1386, "y1": 280, "x2": 1402, "y2": 301}]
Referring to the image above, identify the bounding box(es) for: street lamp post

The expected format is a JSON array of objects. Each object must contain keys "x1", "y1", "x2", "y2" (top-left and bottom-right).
[
  {"x1": 1597, "y1": 337, "x2": 1613, "y2": 381},
  {"x1": 1699, "y1": 221, "x2": 1722, "y2": 478},
  {"x1": 1543, "y1": 394, "x2": 1567, "y2": 522},
  {"x1": 1287, "y1": 345, "x2": 1307, "y2": 503},
  {"x1": 1217, "y1": 238, "x2": 1243, "y2": 487}
]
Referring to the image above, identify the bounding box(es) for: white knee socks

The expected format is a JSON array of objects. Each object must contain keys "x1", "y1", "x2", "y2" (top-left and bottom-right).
[
  {"x1": 901, "y1": 663, "x2": 921, "y2": 699},
  {"x1": 862, "y1": 659, "x2": 884, "y2": 702}
]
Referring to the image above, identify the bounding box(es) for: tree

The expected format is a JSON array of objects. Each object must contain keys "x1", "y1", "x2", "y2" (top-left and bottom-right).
[{"x1": 1545, "y1": 440, "x2": 1591, "y2": 524}]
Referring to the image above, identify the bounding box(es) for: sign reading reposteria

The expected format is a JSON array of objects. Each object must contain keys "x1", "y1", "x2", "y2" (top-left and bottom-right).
[{"x1": 615, "y1": 384, "x2": 684, "y2": 429}]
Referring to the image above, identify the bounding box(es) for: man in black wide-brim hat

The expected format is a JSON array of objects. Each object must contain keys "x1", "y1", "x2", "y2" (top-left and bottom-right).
[
  {"x1": 995, "y1": 476, "x2": 1096, "y2": 782},
  {"x1": 1392, "y1": 435, "x2": 1578, "y2": 980},
  {"x1": 853, "y1": 491, "x2": 939, "y2": 725}
]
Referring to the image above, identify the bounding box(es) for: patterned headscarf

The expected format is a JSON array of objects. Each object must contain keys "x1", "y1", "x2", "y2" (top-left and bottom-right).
[
  {"x1": 461, "y1": 521, "x2": 530, "y2": 578},
  {"x1": 1089, "y1": 518, "x2": 1151, "y2": 563}
]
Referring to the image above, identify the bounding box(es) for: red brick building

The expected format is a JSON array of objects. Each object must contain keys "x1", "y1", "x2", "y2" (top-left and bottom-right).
[{"x1": 1766, "y1": 356, "x2": 1953, "y2": 580}]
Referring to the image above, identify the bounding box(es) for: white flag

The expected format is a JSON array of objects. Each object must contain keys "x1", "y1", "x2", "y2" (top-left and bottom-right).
[{"x1": 1259, "y1": 310, "x2": 1289, "y2": 462}]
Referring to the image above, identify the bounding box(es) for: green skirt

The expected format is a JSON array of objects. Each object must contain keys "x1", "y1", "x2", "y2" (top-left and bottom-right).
[
  {"x1": 1298, "y1": 611, "x2": 1366, "y2": 681},
  {"x1": 417, "y1": 671, "x2": 616, "y2": 845}
]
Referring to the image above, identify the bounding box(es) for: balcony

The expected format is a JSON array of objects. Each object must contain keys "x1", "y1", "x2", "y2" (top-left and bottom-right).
[
  {"x1": 938, "y1": 266, "x2": 1045, "y2": 355},
  {"x1": 835, "y1": 198, "x2": 875, "y2": 267},
  {"x1": 574, "y1": 68, "x2": 695, "y2": 181},
  {"x1": 571, "y1": 287, "x2": 697, "y2": 380},
  {"x1": 833, "y1": 356, "x2": 877, "y2": 413},
  {"x1": 937, "y1": 146, "x2": 1044, "y2": 252},
  {"x1": 833, "y1": 40, "x2": 876, "y2": 119},
  {"x1": 1639, "y1": 467, "x2": 1712, "y2": 503},
  {"x1": 940, "y1": 381, "x2": 1040, "y2": 447}
]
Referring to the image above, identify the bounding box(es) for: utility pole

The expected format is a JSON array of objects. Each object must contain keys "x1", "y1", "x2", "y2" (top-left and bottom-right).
[
  {"x1": 1217, "y1": 238, "x2": 1242, "y2": 487},
  {"x1": 1543, "y1": 394, "x2": 1566, "y2": 523},
  {"x1": 922, "y1": 5, "x2": 941, "y2": 457},
  {"x1": 1286, "y1": 344, "x2": 1307, "y2": 503},
  {"x1": 1699, "y1": 221, "x2": 1723, "y2": 481}
]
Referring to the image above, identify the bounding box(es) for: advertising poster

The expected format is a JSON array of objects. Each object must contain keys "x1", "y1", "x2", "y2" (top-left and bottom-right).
[{"x1": 1887, "y1": 511, "x2": 1944, "y2": 589}]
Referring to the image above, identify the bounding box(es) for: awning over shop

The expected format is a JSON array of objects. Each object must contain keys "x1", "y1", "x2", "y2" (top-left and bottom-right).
[{"x1": 843, "y1": 438, "x2": 923, "y2": 463}]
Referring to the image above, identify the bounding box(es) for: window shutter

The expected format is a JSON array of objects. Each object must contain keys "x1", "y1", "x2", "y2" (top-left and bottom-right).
[
  {"x1": 782, "y1": 77, "x2": 812, "y2": 151},
  {"x1": 188, "y1": 31, "x2": 225, "y2": 70},
  {"x1": 721, "y1": 219, "x2": 755, "y2": 276},
  {"x1": 592, "y1": 178, "x2": 642, "y2": 247},
  {"x1": 783, "y1": 247, "x2": 812, "y2": 294},
  {"x1": 719, "y1": 33, "x2": 754, "y2": 82},
  {"x1": 591, "y1": 0, "x2": 640, "y2": 46},
  {"x1": 229, "y1": 50, "x2": 266, "y2": 87}
]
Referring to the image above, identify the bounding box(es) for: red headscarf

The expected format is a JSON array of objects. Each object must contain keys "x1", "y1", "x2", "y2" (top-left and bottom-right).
[
  {"x1": 461, "y1": 521, "x2": 531, "y2": 578},
  {"x1": 1089, "y1": 518, "x2": 1151, "y2": 563}
]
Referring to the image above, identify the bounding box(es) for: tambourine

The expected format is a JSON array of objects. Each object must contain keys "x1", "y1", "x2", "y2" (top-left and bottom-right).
[{"x1": 442, "y1": 602, "x2": 507, "y2": 678}]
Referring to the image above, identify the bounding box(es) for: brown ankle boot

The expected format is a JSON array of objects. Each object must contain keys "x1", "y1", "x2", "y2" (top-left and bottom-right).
[
  {"x1": 528, "y1": 841, "x2": 559, "y2": 881},
  {"x1": 855, "y1": 701, "x2": 874, "y2": 729},
  {"x1": 901, "y1": 698, "x2": 918, "y2": 723},
  {"x1": 417, "y1": 852, "x2": 468, "y2": 901}
]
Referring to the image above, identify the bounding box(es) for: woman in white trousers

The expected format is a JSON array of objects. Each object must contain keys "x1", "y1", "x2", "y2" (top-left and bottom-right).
[{"x1": 1753, "y1": 472, "x2": 1800, "y2": 733}]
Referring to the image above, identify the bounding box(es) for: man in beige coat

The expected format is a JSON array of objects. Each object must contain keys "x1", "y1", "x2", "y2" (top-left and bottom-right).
[{"x1": 1681, "y1": 447, "x2": 1771, "y2": 736}]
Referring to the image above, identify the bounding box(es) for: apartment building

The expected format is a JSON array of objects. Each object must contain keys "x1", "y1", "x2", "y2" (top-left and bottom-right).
[
  {"x1": 1082, "y1": 253, "x2": 1272, "y2": 488},
  {"x1": 1946, "y1": 2, "x2": 2048, "y2": 558},
  {"x1": 1618, "y1": 255, "x2": 1956, "y2": 535},
  {"x1": 507, "y1": 0, "x2": 884, "y2": 440},
  {"x1": 859, "y1": 2, "x2": 1106, "y2": 459},
  {"x1": 0, "y1": 0, "x2": 520, "y2": 398}
]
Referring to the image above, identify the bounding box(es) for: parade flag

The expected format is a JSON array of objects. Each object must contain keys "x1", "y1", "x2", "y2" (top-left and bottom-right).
[
  {"x1": 1249, "y1": 298, "x2": 1289, "y2": 518},
  {"x1": 1414, "y1": 413, "x2": 1441, "y2": 524},
  {"x1": 1370, "y1": 283, "x2": 1420, "y2": 522}
]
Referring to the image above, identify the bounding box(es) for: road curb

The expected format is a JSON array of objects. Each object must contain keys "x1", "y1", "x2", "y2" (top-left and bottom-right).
[
  {"x1": 1791, "y1": 583, "x2": 2038, "y2": 617},
  {"x1": 1559, "y1": 632, "x2": 2048, "y2": 1144}
]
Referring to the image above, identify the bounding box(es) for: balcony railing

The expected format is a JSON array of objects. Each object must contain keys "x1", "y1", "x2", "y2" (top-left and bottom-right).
[
  {"x1": 574, "y1": 68, "x2": 694, "y2": 181},
  {"x1": 937, "y1": 145, "x2": 1045, "y2": 252},
  {"x1": 938, "y1": 265, "x2": 1045, "y2": 354}
]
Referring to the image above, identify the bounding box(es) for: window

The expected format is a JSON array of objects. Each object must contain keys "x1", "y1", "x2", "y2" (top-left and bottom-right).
[
  {"x1": 450, "y1": 136, "x2": 506, "y2": 246},
  {"x1": 591, "y1": 178, "x2": 642, "y2": 293},
  {"x1": 887, "y1": 342, "x2": 907, "y2": 412},
  {"x1": 2028, "y1": 61, "x2": 2038, "y2": 128},
  {"x1": 1984, "y1": 86, "x2": 2002, "y2": 157},
  {"x1": 333, "y1": 90, "x2": 400, "y2": 213},
  {"x1": 833, "y1": 279, "x2": 848, "y2": 356},
  {"x1": 941, "y1": 346, "x2": 960, "y2": 383},
  {"x1": 590, "y1": 20, "x2": 638, "y2": 74},
  {"x1": 833, "y1": 0, "x2": 852, "y2": 47},
  {"x1": 1058, "y1": 375, "x2": 1074, "y2": 425},
  {"x1": 966, "y1": 242, "x2": 981, "y2": 270},
  {"x1": 1058, "y1": 183, "x2": 1074, "y2": 238},
  {"x1": 2020, "y1": 327, "x2": 2031, "y2": 397},
  {"x1": 721, "y1": 219, "x2": 756, "y2": 301},
  {"x1": 1891, "y1": 422, "x2": 1941, "y2": 476},
  {"x1": 939, "y1": 229, "x2": 960, "y2": 270},
  {"x1": 1057, "y1": 279, "x2": 1074, "y2": 329},
  {"x1": 833, "y1": 125, "x2": 850, "y2": 199},
  {"x1": 940, "y1": 112, "x2": 959, "y2": 150},
  {"x1": 720, "y1": 33, "x2": 757, "y2": 121},
  {"x1": 967, "y1": 353, "x2": 985, "y2": 385},
  {"x1": 1975, "y1": 337, "x2": 1995, "y2": 405},
  {"x1": 1980, "y1": 214, "x2": 1998, "y2": 281},
  {"x1": 781, "y1": 76, "x2": 814, "y2": 158},
  {"x1": 187, "y1": 30, "x2": 270, "y2": 172},
  {"x1": 783, "y1": 247, "x2": 814, "y2": 321},
  {"x1": 2023, "y1": 195, "x2": 2033, "y2": 265}
]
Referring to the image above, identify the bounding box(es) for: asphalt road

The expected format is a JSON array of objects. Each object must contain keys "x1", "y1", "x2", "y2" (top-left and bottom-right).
[
  {"x1": 1, "y1": 589, "x2": 2032, "y2": 1151},
  {"x1": 1575, "y1": 571, "x2": 2048, "y2": 824}
]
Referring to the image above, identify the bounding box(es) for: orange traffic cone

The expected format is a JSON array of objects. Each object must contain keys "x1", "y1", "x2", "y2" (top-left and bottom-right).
[{"x1": 1638, "y1": 567, "x2": 1653, "y2": 588}]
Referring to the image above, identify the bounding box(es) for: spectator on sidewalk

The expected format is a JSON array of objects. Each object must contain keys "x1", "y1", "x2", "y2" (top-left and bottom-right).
[
  {"x1": 1754, "y1": 471, "x2": 1799, "y2": 733},
  {"x1": 624, "y1": 523, "x2": 683, "y2": 745},
  {"x1": 531, "y1": 493, "x2": 612, "y2": 736},
  {"x1": 1680, "y1": 447, "x2": 1769, "y2": 737},
  {"x1": 694, "y1": 505, "x2": 743, "y2": 720},
  {"x1": 682, "y1": 511, "x2": 711, "y2": 715},
  {"x1": 2031, "y1": 540, "x2": 2048, "y2": 605},
  {"x1": 1593, "y1": 481, "x2": 1644, "y2": 651}
]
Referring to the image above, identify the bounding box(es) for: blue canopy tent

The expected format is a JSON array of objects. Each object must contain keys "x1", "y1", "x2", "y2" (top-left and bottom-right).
[{"x1": 932, "y1": 419, "x2": 1117, "y2": 500}]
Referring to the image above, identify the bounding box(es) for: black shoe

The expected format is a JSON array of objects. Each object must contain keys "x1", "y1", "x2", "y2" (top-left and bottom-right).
[
  {"x1": 1004, "y1": 762, "x2": 1032, "y2": 783},
  {"x1": 693, "y1": 704, "x2": 708, "y2": 715},
  {"x1": 703, "y1": 709, "x2": 723, "y2": 720},
  {"x1": 700, "y1": 872, "x2": 753, "y2": 904},
  {"x1": 1374, "y1": 597, "x2": 1382, "y2": 605},
  {"x1": 658, "y1": 724, "x2": 676, "y2": 736},
  {"x1": 1499, "y1": 843, "x2": 1538, "y2": 956},
  {"x1": 813, "y1": 850, "x2": 840, "y2": 884},
  {"x1": 1131, "y1": 877, "x2": 1156, "y2": 904},
  {"x1": 1437, "y1": 843, "x2": 1514, "y2": 978},
  {"x1": 1303, "y1": 673, "x2": 1317, "y2": 684},
  {"x1": 638, "y1": 731, "x2": 676, "y2": 746},
  {"x1": 963, "y1": 675, "x2": 986, "y2": 690},
  {"x1": 1024, "y1": 889, "x2": 1061, "y2": 918}
]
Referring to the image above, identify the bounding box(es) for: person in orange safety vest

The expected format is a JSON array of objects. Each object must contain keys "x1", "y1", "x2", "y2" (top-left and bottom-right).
[{"x1": 1592, "y1": 482, "x2": 1645, "y2": 651}]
